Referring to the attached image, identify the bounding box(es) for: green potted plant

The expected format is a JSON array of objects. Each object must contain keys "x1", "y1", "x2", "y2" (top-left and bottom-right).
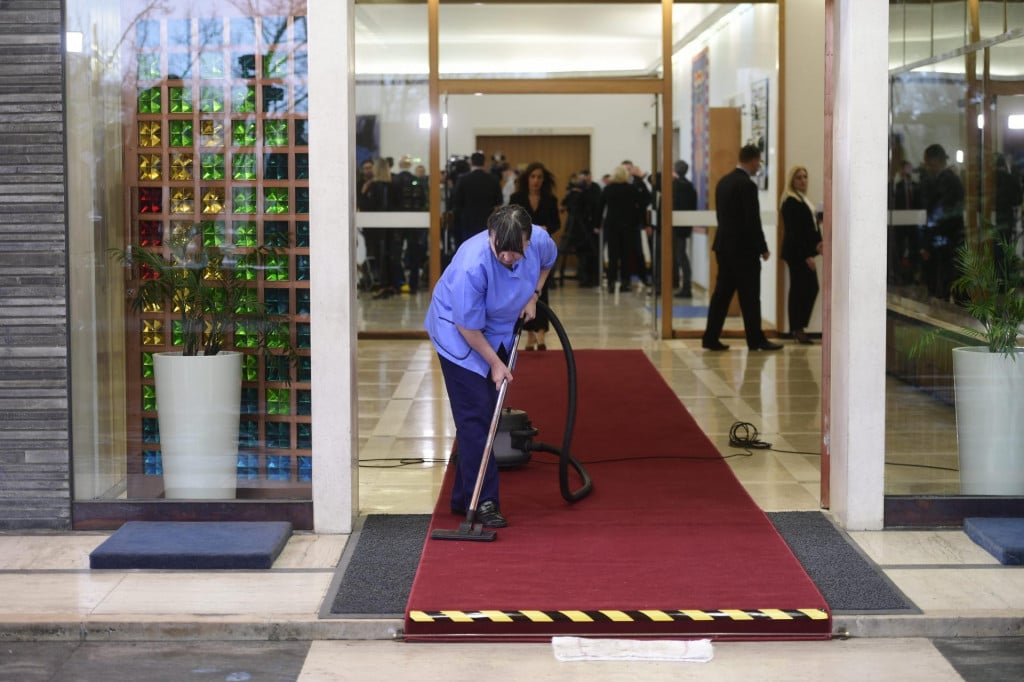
[
  {"x1": 915, "y1": 228, "x2": 1024, "y2": 495},
  {"x1": 112, "y1": 224, "x2": 298, "y2": 499}
]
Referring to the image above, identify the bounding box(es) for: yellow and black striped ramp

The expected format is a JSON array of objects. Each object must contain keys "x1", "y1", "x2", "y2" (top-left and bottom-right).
[{"x1": 405, "y1": 607, "x2": 831, "y2": 640}]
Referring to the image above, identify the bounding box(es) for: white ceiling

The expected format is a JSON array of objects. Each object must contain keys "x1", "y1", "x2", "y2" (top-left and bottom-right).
[{"x1": 354, "y1": 2, "x2": 732, "y2": 77}]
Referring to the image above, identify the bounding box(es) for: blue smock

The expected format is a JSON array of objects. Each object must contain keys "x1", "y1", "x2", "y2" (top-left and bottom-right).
[{"x1": 425, "y1": 227, "x2": 558, "y2": 377}]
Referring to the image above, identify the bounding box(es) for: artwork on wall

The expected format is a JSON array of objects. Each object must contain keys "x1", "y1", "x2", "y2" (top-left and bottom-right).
[
  {"x1": 749, "y1": 78, "x2": 769, "y2": 191},
  {"x1": 692, "y1": 48, "x2": 710, "y2": 209}
]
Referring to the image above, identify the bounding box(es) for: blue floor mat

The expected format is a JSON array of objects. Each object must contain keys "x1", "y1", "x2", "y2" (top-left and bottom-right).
[
  {"x1": 963, "y1": 517, "x2": 1024, "y2": 565},
  {"x1": 89, "y1": 521, "x2": 292, "y2": 569}
]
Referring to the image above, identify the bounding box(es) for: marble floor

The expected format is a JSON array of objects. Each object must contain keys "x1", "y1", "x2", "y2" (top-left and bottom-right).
[{"x1": 2, "y1": 278, "x2": 1022, "y2": 680}]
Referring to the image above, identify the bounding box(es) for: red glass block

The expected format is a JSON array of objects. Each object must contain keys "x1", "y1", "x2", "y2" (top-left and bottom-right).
[
  {"x1": 139, "y1": 188, "x2": 162, "y2": 214},
  {"x1": 138, "y1": 220, "x2": 163, "y2": 247},
  {"x1": 140, "y1": 262, "x2": 160, "y2": 280}
]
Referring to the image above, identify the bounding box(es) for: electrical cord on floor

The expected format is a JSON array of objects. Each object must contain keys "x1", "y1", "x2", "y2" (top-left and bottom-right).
[
  {"x1": 358, "y1": 457, "x2": 448, "y2": 469},
  {"x1": 729, "y1": 421, "x2": 772, "y2": 450}
]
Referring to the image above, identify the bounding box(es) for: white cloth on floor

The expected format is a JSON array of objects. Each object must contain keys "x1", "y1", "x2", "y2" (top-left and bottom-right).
[{"x1": 551, "y1": 636, "x2": 714, "y2": 662}]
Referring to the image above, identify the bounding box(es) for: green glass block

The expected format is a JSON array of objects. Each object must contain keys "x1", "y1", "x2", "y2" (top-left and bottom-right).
[
  {"x1": 297, "y1": 390, "x2": 312, "y2": 416},
  {"x1": 169, "y1": 86, "x2": 193, "y2": 113},
  {"x1": 266, "y1": 388, "x2": 290, "y2": 415},
  {"x1": 235, "y1": 288, "x2": 259, "y2": 315},
  {"x1": 241, "y1": 387, "x2": 258, "y2": 414},
  {"x1": 266, "y1": 322, "x2": 290, "y2": 350},
  {"x1": 171, "y1": 319, "x2": 184, "y2": 346},
  {"x1": 235, "y1": 258, "x2": 257, "y2": 281},
  {"x1": 141, "y1": 352, "x2": 154, "y2": 379},
  {"x1": 232, "y1": 153, "x2": 257, "y2": 180},
  {"x1": 234, "y1": 322, "x2": 258, "y2": 348},
  {"x1": 142, "y1": 416, "x2": 160, "y2": 444},
  {"x1": 263, "y1": 51, "x2": 288, "y2": 78},
  {"x1": 295, "y1": 221, "x2": 309, "y2": 248},
  {"x1": 264, "y1": 289, "x2": 289, "y2": 315},
  {"x1": 233, "y1": 221, "x2": 257, "y2": 246},
  {"x1": 201, "y1": 220, "x2": 226, "y2": 246},
  {"x1": 264, "y1": 188, "x2": 288, "y2": 214},
  {"x1": 232, "y1": 119, "x2": 257, "y2": 146},
  {"x1": 263, "y1": 253, "x2": 289, "y2": 281},
  {"x1": 296, "y1": 289, "x2": 310, "y2": 315},
  {"x1": 199, "y1": 85, "x2": 225, "y2": 113},
  {"x1": 297, "y1": 424, "x2": 312, "y2": 449},
  {"x1": 200, "y1": 153, "x2": 225, "y2": 180},
  {"x1": 297, "y1": 323, "x2": 310, "y2": 349},
  {"x1": 143, "y1": 384, "x2": 157, "y2": 411},
  {"x1": 264, "y1": 120, "x2": 288, "y2": 146},
  {"x1": 298, "y1": 356, "x2": 311, "y2": 383},
  {"x1": 296, "y1": 187, "x2": 309, "y2": 214},
  {"x1": 206, "y1": 287, "x2": 227, "y2": 313},
  {"x1": 296, "y1": 255, "x2": 310, "y2": 281},
  {"x1": 266, "y1": 354, "x2": 290, "y2": 382},
  {"x1": 231, "y1": 85, "x2": 257, "y2": 113},
  {"x1": 199, "y1": 51, "x2": 224, "y2": 78},
  {"x1": 243, "y1": 354, "x2": 258, "y2": 382},
  {"x1": 232, "y1": 188, "x2": 257, "y2": 214},
  {"x1": 266, "y1": 422, "x2": 290, "y2": 449},
  {"x1": 138, "y1": 87, "x2": 161, "y2": 114},
  {"x1": 170, "y1": 120, "x2": 193, "y2": 147},
  {"x1": 295, "y1": 154, "x2": 308, "y2": 180},
  {"x1": 264, "y1": 153, "x2": 288, "y2": 180},
  {"x1": 239, "y1": 420, "x2": 259, "y2": 448},
  {"x1": 138, "y1": 53, "x2": 161, "y2": 80}
]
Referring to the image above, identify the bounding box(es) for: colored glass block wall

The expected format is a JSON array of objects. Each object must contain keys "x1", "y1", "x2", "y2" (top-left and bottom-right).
[{"x1": 125, "y1": 6, "x2": 311, "y2": 496}]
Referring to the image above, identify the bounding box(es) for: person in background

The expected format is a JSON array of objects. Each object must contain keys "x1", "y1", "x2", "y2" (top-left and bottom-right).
[
  {"x1": 451, "y1": 151, "x2": 504, "y2": 248},
  {"x1": 621, "y1": 160, "x2": 653, "y2": 286},
  {"x1": 600, "y1": 165, "x2": 641, "y2": 295},
  {"x1": 780, "y1": 165, "x2": 823, "y2": 345},
  {"x1": 702, "y1": 144, "x2": 783, "y2": 352},
  {"x1": 510, "y1": 161, "x2": 561, "y2": 351},
  {"x1": 672, "y1": 160, "x2": 698, "y2": 298},
  {"x1": 424, "y1": 205, "x2": 557, "y2": 528},
  {"x1": 392, "y1": 155, "x2": 427, "y2": 293},
  {"x1": 358, "y1": 157, "x2": 399, "y2": 298},
  {"x1": 918, "y1": 143, "x2": 965, "y2": 302}
]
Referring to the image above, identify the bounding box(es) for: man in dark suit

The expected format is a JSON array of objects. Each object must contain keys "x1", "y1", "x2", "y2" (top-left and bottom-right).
[
  {"x1": 672, "y1": 160, "x2": 698, "y2": 297},
  {"x1": 702, "y1": 144, "x2": 783, "y2": 352},
  {"x1": 450, "y1": 151, "x2": 503, "y2": 247}
]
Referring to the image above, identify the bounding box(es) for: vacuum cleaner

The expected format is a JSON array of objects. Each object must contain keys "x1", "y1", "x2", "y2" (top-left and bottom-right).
[{"x1": 431, "y1": 301, "x2": 593, "y2": 542}]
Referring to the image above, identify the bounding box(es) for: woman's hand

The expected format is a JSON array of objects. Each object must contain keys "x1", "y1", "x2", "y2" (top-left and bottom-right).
[
  {"x1": 521, "y1": 297, "x2": 537, "y2": 322},
  {"x1": 805, "y1": 257, "x2": 817, "y2": 272},
  {"x1": 489, "y1": 360, "x2": 513, "y2": 389}
]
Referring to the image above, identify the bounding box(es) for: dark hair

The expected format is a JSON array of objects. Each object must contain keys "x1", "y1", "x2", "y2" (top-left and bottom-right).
[
  {"x1": 739, "y1": 144, "x2": 761, "y2": 163},
  {"x1": 674, "y1": 160, "x2": 689, "y2": 177},
  {"x1": 515, "y1": 161, "x2": 556, "y2": 196},
  {"x1": 488, "y1": 205, "x2": 532, "y2": 254},
  {"x1": 924, "y1": 143, "x2": 948, "y2": 162},
  {"x1": 470, "y1": 151, "x2": 486, "y2": 166}
]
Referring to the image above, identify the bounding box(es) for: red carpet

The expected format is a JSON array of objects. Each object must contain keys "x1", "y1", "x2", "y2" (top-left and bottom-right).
[{"x1": 405, "y1": 350, "x2": 830, "y2": 641}]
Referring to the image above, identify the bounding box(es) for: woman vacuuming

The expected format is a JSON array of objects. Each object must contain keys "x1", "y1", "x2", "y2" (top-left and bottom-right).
[{"x1": 424, "y1": 204, "x2": 557, "y2": 528}]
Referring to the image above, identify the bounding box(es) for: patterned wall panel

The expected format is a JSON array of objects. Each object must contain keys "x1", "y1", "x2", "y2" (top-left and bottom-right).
[{"x1": 0, "y1": 2, "x2": 71, "y2": 530}]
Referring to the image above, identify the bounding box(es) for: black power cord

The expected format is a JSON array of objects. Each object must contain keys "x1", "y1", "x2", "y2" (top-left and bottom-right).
[{"x1": 729, "y1": 421, "x2": 772, "y2": 449}]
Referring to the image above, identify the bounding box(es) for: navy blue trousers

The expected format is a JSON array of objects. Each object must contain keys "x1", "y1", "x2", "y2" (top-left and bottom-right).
[{"x1": 438, "y1": 347, "x2": 508, "y2": 511}]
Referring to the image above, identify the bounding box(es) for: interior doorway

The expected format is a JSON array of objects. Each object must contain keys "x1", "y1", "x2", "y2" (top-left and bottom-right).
[{"x1": 476, "y1": 134, "x2": 591, "y2": 200}]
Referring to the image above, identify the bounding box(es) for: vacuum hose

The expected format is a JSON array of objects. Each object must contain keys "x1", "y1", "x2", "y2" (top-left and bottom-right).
[{"x1": 536, "y1": 299, "x2": 593, "y2": 503}]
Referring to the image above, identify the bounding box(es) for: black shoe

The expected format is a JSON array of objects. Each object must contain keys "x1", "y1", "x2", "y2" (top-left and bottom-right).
[
  {"x1": 475, "y1": 500, "x2": 507, "y2": 528},
  {"x1": 674, "y1": 289, "x2": 693, "y2": 298},
  {"x1": 750, "y1": 341, "x2": 784, "y2": 351},
  {"x1": 794, "y1": 330, "x2": 814, "y2": 345},
  {"x1": 702, "y1": 341, "x2": 730, "y2": 351}
]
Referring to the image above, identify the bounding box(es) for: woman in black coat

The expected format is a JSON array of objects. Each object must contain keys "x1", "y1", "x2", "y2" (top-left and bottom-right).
[
  {"x1": 600, "y1": 165, "x2": 641, "y2": 294},
  {"x1": 510, "y1": 161, "x2": 560, "y2": 350},
  {"x1": 780, "y1": 165, "x2": 823, "y2": 344}
]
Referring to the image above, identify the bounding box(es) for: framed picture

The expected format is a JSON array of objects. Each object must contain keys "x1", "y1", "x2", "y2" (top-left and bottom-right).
[{"x1": 750, "y1": 79, "x2": 769, "y2": 191}]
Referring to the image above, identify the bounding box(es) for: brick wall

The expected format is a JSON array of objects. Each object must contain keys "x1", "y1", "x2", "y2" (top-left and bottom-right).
[{"x1": 0, "y1": 2, "x2": 71, "y2": 530}]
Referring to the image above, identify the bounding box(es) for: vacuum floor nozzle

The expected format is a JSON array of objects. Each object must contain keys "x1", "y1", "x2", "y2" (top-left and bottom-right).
[{"x1": 430, "y1": 520, "x2": 496, "y2": 542}]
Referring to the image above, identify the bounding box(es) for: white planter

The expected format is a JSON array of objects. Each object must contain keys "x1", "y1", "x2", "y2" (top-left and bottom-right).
[
  {"x1": 953, "y1": 346, "x2": 1024, "y2": 495},
  {"x1": 154, "y1": 351, "x2": 243, "y2": 499}
]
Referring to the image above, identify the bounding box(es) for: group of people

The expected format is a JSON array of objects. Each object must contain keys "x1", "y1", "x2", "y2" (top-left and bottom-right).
[
  {"x1": 889, "y1": 143, "x2": 1022, "y2": 302},
  {"x1": 357, "y1": 154, "x2": 429, "y2": 297}
]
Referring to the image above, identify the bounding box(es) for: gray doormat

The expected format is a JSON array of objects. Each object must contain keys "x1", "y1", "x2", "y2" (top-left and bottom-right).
[
  {"x1": 322, "y1": 512, "x2": 917, "y2": 617},
  {"x1": 324, "y1": 514, "x2": 431, "y2": 617},
  {"x1": 768, "y1": 511, "x2": 918, "y2": 613}
]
